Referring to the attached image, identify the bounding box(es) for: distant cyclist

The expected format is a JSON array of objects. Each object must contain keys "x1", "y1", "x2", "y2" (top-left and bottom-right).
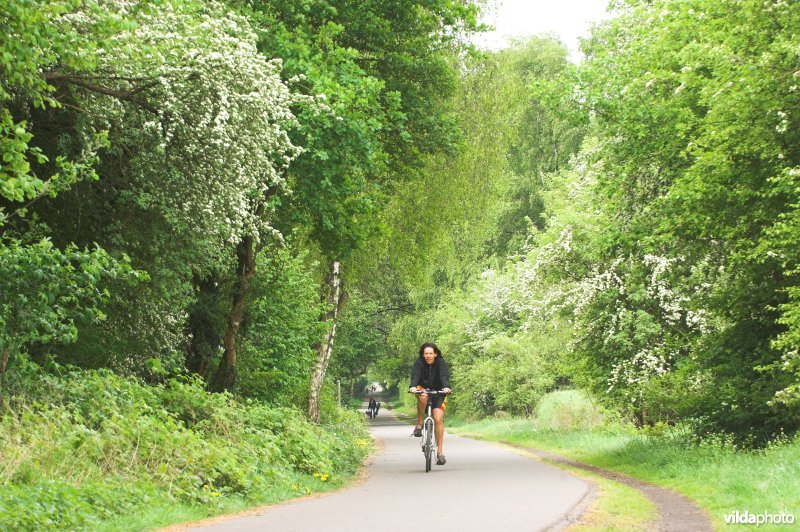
[
  {"x1": 367, "y1": 397, "x2": 377, "y2": 418},
  {"x1": 408, "y1": 342, "x2": 451, "y2": 465}
]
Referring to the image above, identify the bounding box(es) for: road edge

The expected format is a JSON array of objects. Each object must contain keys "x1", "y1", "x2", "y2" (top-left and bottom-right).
[
  {"x1": 498, "y1": 441, "x2": 713, "y2": 531},
  {"x1": 158, "y1": 434, "x2": 382, "y2": 531}
]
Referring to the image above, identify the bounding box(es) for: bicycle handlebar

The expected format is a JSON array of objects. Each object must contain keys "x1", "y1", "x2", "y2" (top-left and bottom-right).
[{"x1": 408, "y1": 389, "x2": 450, "y2": 395}]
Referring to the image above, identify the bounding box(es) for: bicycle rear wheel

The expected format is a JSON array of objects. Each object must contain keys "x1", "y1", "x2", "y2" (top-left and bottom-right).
[{"x1": 424, "y1": 419, "x2": 434, "y2": 472}]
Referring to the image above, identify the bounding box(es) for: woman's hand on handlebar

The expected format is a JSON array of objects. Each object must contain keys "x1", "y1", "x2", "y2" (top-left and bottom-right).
[{"x1": 408, "y1": 387, "x2": 451, "y2": 395}]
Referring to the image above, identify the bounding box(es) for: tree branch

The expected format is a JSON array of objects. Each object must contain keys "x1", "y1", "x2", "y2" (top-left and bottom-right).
[{"x1": 44, "y1": 73, "x2": 159, "y2": 114}]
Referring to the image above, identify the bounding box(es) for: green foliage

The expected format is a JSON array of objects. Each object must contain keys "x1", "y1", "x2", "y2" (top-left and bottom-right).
[
  {"x1": 0, "y1": 239, "x2": 141, "y2": 382},
  {"x1": 362, "y1": 36, "x2": 585, "y2": 421},
  {"x1": 368, "y1": 0, "x2": 800, "y2": 448},
  {"x1": 8, "y1": 0, "x2": 307, "y2": 374},
  {"x1": 0, "y1": 480, "x2": 157, "y2": 531},
  {"x1": 0, "y1": 110, "x2": 48, "y2": 204},
  {"x1": 567, "y1": 0, "x2": 800, "y2": 442},
  {"x1": 0, "y1": 364, "x2": 370, "y2": 529},
  {"x1": 490, "y1": 37, "x2": 586, "y2": 256},
  {"x1": 532, "y1": 390, "x2": 611, "y2": 432},
  {"x1": 328, "y1": 0, "x2": 482, "y2": 174},
  {"x1": 325, "y1": 284, "x2": 403, "y2": 403},
  {"x1": 239, "y1": 0, "x2": 483, "y2": 260},
  {"x1": 237, "y1": 242, "x2": 324, "y2": 405},
  {"x1": 0, "y1": 0, "x2": 145, "y2": 381},
  {"x1": 0, "y1": 0, "x2": 129, "y2": 225},
  {"x1": 0, "y1": 0, "x2": 132, "y2": 107},
  {"x1": 455, "y1": 334, "x2": 559, "y2": 418}
]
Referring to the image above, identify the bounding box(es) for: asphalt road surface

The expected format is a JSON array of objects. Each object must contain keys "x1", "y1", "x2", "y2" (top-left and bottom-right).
[{"x1": 191, "y1": 406, "x2": 589, "y2": 532}]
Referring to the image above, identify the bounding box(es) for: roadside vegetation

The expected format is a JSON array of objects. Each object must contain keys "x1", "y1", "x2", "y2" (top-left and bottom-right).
[
  {"x1": 0, "y1": 361, "x2": 369, "y2": 530},
  {"x1": 3, "y1": 0, "x2": 800, "y2": 528},
  {"x1": 449, "y1": 391, "x2": 800, "y2": 529}
]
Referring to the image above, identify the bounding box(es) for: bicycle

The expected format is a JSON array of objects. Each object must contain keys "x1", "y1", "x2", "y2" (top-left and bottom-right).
[{"x1": 409, "y1": 389, "x2": 449, "y2": 472}]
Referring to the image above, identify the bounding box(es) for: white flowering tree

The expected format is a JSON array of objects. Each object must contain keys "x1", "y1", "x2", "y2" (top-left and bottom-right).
[
  {"x1": 66, "y1": 0, "x2": 302, "y2": 246},
  {"x1": 575, "y1": 0, "x2": 800, "y2": 441},
  {"x1": 26, "y1": 0, "x2": 307, "y2": 382}
]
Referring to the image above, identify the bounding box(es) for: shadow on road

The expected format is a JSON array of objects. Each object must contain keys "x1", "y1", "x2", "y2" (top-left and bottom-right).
[
  {"x1": 360, "y1": 395, "x2": 408, "y2": 427},
  {"x1": 364, "y1": 412, "x2": 406, "y2": 427}
]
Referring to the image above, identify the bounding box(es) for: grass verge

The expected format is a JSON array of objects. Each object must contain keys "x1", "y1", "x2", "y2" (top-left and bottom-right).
[
  {"x1": 503, "y1": 443, "x2": 657, "y2": 531},
  {"x1": 448, "y1": 391, "x2": 800, "y2": 530},
  {"x1": 108, "y1": 470, "x2": 360, "y2": 531}
]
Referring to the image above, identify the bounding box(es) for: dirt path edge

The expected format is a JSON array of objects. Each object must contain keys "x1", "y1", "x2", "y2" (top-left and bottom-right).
[{"x1": 500, "y1": 442, "x2": 713, "y2": 531}]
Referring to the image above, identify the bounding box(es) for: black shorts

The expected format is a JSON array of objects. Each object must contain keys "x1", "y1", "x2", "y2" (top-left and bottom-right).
[{"x1": 427, "y1": 393, "x2": 447, "y2": 411}]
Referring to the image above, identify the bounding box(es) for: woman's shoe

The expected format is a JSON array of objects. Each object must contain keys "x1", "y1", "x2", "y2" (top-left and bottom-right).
[{"x1": 436, "y1": 453, "x2": 446, "y2": 465}]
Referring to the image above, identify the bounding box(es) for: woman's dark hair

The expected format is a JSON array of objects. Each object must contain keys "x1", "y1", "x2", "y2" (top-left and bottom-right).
[{"x1": 418, "y1": 342, "x2": 442, "y2": 358}]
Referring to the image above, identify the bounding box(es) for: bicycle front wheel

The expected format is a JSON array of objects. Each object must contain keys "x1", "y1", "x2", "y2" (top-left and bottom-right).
[{"x1": 424, "y1": 419, "x2": 434, "y2": 472}]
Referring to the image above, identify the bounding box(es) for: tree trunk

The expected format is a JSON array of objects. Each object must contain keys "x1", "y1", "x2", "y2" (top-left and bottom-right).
[
  {"x1": 210, "y1": 234, "x2": 256, "y2": 393},
  {"x1": 308, "y1": 260, "x2": 345, "y2": 423},
  {"x1": 1, "y1": 345, "x2": 9, "y2": 390}
]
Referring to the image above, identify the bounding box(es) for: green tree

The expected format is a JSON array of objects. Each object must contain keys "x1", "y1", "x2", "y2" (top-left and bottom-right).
[
  {"x1": 237, "y1": 239, "x2": 325, "y2": 406},
  {"x1": 0, "y1": 0, "x2": 144, "y2": 386},
  {"x1": 0, "y1": 240, "x2": 139, "y2": 393},
  {"x1": 571, "y1": 0, "x2": 800, "y2": 441},
  {"x1": 233, "y1": 0, "x2": 482, "y2": 419},
  {"x1": 0, "y1": 0, "x2": 131, "y2": 226},
  {"x1": 360, "y1": 37, "x2": 584, "y2": 414},
  {"x1": 5, "y1": 0, "x2": 304, "y2": 380}
]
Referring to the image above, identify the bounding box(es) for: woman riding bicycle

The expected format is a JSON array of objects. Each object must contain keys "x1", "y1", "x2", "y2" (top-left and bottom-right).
[{"x1": 409, "y1": 342, "x2": 451, "y2": 465}]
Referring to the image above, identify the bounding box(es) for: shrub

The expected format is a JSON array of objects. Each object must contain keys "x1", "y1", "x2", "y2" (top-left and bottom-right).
[
  {"x1": 534, "y1": 390, "x2": 609, "y2": 431},
  {"x1": 0, "y1": 365, "x2": 370, "y2": 529}
]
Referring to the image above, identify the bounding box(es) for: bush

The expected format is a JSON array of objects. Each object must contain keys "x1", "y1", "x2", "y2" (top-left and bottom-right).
[
  {"x1": 0, "y1": 480, "x2": 157, "y2": 531},
  {"x1": 0, "y1": 365, "x2": 370, "y2": 529},
  {"x1": 533, "y1": 390, "x2": 611, "y2": 431}
]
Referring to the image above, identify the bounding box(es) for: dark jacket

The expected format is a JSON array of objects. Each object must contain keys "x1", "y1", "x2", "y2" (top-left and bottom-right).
[{"x1": 410, "y1": 356, "x2": 450, "y2": 390}]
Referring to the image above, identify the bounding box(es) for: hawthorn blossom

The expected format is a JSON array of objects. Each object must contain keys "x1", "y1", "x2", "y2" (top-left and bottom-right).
[{"x1": 72, "y1": 1, "x2": 313, "y2": 246}]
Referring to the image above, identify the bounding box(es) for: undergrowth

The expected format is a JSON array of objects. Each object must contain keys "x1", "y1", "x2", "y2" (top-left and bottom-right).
[{"x1": 0, "y1": 362, "x2": 371, "y2": 530}]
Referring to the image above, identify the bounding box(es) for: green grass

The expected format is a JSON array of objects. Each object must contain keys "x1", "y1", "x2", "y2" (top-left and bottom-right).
[
  {"x1": 503, "y1": 443, "x2": 657, "y2": 531},
  {"x1": 449, "y1": 391, "x2": 800, "y2": 530},
  {"x1": 574, "y1": 473, "x2": 657, "y2": 531},
  {"x1": 384, "y1": 388, "x2": 421, "y2": 418},
  {"x1": 98, "y1": 473, "x2": 353, "y2": 531},
  {"x1": 561, "y1": 466, "x2": 657, "y2": 531}
]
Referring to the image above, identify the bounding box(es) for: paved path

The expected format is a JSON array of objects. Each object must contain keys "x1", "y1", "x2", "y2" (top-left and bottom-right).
[{"x1": 191, "y1": 405, "x2": 590, "y2": 532}]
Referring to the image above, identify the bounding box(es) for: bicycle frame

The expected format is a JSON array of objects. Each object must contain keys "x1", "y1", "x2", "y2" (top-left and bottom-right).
[{"x1": 410, "y1": 389, "x2": 448, "y2": 472}]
